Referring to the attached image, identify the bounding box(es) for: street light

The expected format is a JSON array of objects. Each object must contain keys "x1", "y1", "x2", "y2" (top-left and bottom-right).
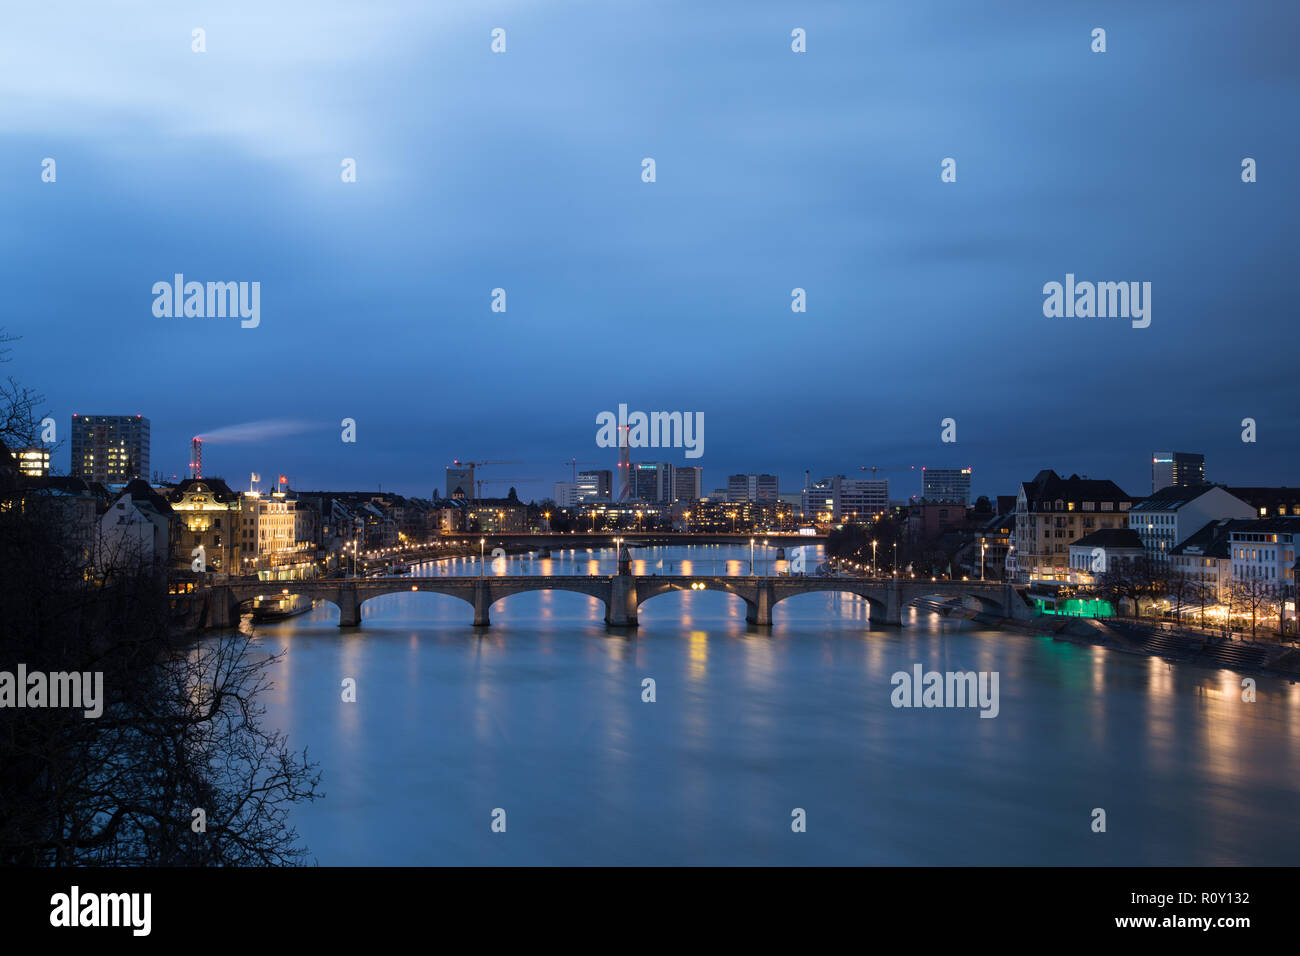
[
  {"x1": 871, "y1": 539, "x2": 878, "y2": 576},
  {"x1": 981, "y1": 541, "x2": 987, "y2": 582},
  {"x1": 750, "y1": 537, "x2": 755, "y2": 576},
  {"x1": 480, "y1": 537, "x2": 486, "y2": 577}
]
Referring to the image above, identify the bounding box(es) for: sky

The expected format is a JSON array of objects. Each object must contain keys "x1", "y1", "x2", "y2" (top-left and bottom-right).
[{"x1": 3, "y1": 0, "x2": 1297, "y2": 502}]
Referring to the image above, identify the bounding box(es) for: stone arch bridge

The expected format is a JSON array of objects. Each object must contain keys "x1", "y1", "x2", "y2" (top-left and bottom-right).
[{"x1": 194, "y1": 573, "x2": 1035, "y2": 630}]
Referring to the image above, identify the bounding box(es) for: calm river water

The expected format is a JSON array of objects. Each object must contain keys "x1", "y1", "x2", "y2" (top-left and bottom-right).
[{"x1": 246, "y1": 544, "x2": 1300, "y2": 865}]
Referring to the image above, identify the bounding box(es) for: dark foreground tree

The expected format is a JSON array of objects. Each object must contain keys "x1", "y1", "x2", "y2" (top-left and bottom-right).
[{"x1": 0, "y1": 342, "x2": 321, "y2": 865}]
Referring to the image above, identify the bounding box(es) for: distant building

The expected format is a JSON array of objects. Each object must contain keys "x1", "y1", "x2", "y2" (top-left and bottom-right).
[
  {"x1": 672, "y1": 465, "x2": 702, "y2": 502},
  {"x1": 727, "y1": 473, "x2": 779, "y2": 503},
  {"x1": 803, "y1": 476, "x2": 888, "y2": 523},
  {"x1": 70, "y1": 414, "x2": 150, "y2": 484},
  {"x1": 922, "y1": 467, "x2": 972, "y2": 505},
  {"x1": 445, "y1": 466, "x2": 474, "y2": 501},
  {"x1": 632, "y1": 463, "x2": 674, "y2": 503},
  {"x1": 1127, "y1": 485, "x2": 1254, "y2": 563},
  {"x1": 241, "y1": 490, "x2": 315, "y2": 578},
  {"x1": 15, "y1": 446, "x2": 50, "y2": 478},
  {"x1": 1013, "y1": 470, "x2": 1135, "y2": 583},
  {"x1": 552, "y1": 481, "x2": 579, "y2": 508},
  {"x1": 577, "y1": 469, "x2": 612, "y2": 503},
  {"x1": 1151, "y1": 451, "x2": 1206, "y2": 494}
]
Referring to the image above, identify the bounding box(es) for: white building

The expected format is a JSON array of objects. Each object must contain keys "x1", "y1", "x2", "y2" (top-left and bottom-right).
[
  {"x1": 1229, "y1": 518, "x2": 1300, "y2": 598},
  {"x1": 552, "y1": 481, "x2": 578, "y2": 508},
  {"x1": 803, "y1": 475, "x2": 888, "y2": 523},
  {"x1": 98, "y1": 491, "x2": 171, "y2": 571},
  {"x1": 1128, "y1": 485, "x2": 1254, "y2": 563}
]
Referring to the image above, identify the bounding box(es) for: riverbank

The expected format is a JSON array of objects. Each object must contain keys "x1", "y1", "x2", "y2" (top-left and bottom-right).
[{"x1": 967, "y1": 609, "x2": 1300, "y2": 680}]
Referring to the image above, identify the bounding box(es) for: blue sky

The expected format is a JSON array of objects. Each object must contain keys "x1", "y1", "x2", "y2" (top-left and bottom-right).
[{"x1": 3, "y1": 0, "x2": 1297, "y2": 501}]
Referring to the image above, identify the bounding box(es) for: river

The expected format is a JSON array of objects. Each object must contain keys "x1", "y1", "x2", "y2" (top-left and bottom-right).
[{"x1": 246, "y1": 543, "x2": 1300, "y2": 865}]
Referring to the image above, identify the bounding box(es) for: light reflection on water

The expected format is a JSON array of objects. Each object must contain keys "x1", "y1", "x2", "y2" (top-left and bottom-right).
[{"x1": 247, "y1": 544, "x2": 1300, "y2": 865}]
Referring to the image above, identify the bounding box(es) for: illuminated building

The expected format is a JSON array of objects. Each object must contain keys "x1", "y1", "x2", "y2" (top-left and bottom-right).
[
  {"x1": 16, "y1": 446, "x2": 50, "y2": 477},
  {"x1": 1128, "y1": 485, "x2": 1253, "y2": 563},
  {"x1": 166, "y1": 477, "x2": 241, "y2": 574},
  {"x1": 1013, "y1": 470, "x2": 1133, "y2": 583},
  {"x1": 69, "y1": 414, "x2": 150, "y2": 484},
  {"x1": 921, "y1": 467, "x2": 972, "y2": 506},
  {"x1": 1151, "y1": 451, "x2": 1205, "y2": 494}
]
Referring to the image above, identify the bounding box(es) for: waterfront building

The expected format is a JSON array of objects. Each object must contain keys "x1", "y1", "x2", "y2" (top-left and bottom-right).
[
  {"x1": 1169, "y1": 518, "x2": 1250, "y2": 604},
  {"x1": 1013, "y1": 470, "x2": 1135, "y2": 583},
  {"x1": 1067, "y1": 528, "x2": 1145, "y2": 584},
  {"x1": 1151, "y1": 451, "x2": 1206, "y2": 494},
  {"x1": 70, "y1": 414, "x2": 150, "y2": 484},
  {"x1": 1127, "y1": 485, "x2": 1254, "y2": 563},
  {"x1": 166, "y1": 477, "x2": 242, "y2": 575},
  {"x1": 240, "y1": 489, "x2": 315, "y2": 578}
]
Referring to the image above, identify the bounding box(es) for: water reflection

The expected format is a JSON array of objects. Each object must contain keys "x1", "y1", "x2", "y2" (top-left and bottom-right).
[{"x1": 249, "y1": 543, "x2": 1300, "y2": 865}]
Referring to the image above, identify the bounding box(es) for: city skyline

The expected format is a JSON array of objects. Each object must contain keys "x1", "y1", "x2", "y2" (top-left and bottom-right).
[{"x1": 4, "y1": 0, "x2": 1297, "y2": 503}]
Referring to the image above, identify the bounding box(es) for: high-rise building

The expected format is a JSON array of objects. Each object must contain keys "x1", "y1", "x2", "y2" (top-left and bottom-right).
[
  {"x1": 552, "y1": 482, "x2": 579, "y2": 508},
  {"x1": 922, "y1": 467, "x2": 972, "y2": 505},
  {"x1": 1151, "y1": 451, "x2": 1206, "y2": 494},
  {"x1": 577, "y1": 469, "x2": 612, "y2": 503},
  {"x1": 632, "y1": 462, "x2": 673, "y2": 503},
  {"x1": 445, "y1": 466, "x2": 474, "y2": 501},
  {"x1": 672, "y1": 465, "x2": 703, "y2": 502},
  {"x1": 727, "y1": 473, "x2": 779, "y2": 502},
  {"x1": 70, "y1": 414, "x2": 150, "y2": 484}
]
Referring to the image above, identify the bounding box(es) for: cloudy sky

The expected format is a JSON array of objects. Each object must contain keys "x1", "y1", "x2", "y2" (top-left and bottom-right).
[{"x1": 3, "y1": 0, "x2": 1296, "y2": 501}]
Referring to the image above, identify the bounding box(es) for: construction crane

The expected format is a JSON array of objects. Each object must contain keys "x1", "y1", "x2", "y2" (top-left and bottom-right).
[
  {"x1": 562, "y1": 458, "x2": 600, "y2": 482},
  {"x1": 859, "y1": 465, "x2": 917, "y2": 477},
  {"x1": 476, "y1": 477, "x2": 539, "y2": 499},
  {"x1": 451, "y1": 459, "x2": 522, "y2": 502}
]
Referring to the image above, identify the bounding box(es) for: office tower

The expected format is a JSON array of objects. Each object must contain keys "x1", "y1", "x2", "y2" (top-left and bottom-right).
[
  {"x1": 632, "y1": 462, "x2": 673, "y2": 503},
  {"x1": 673, "y1": 465, "x2": 703, "y2": 501},
  {"x1": 727, "y1": 473, "x2": 779, "y2": 502},
  {"x1": 577, "y1": 469, "x2": 612, "y2": 503},
  {"x1": 1151, "y1": 452, "x2": 1206, "y2": 494},
  {"x1": 70, "y1": 414, "x2": 150, "y2": 484},
  {"x1": 802, "y1": 476, "x2": 888, "y2": 522},
  {"x1": 552, "y1": 482, "x2": 579, "y2": 508},
  {"x1": 922, "y1": 467, "x2": 972, "y2": 505}
]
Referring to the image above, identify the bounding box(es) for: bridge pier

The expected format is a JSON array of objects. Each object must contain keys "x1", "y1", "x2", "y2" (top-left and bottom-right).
[
  {"x1": 745, "y1": 582, "x2": 773, "y2": 626},
  {"x1": 206, "y1": 587, "x2": 239, "y2": 629},
  {"x1": 881, "y1": 580, "x2": 902, "y2": 626},
  {"x1": 337, "y1": 585, "x2": 361, "y2": 627},
  {"x1": 606, "y1": 576, "x2": 638, "y2": 628},
  {"x1": 1002, "y1": 582, "x2": 1037, "y2": 621},
  {"x1": 473, "y1": 580, "x2": 491, "y2": 627}
]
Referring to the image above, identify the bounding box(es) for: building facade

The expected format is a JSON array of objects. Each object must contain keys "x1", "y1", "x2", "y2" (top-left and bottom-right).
[
  {"x1": 1151, "y1": 451, "x2": 1206, "y2": 494},
  {"x1": 921, "y1": 467, "x2": 972, "y2": 505},
  {"x1": 1013, "y1": 470, "x2": 1135, "y2": 583},
  {"x1": 70, "y1": 414, "x2": 150, "y2": 484}
]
